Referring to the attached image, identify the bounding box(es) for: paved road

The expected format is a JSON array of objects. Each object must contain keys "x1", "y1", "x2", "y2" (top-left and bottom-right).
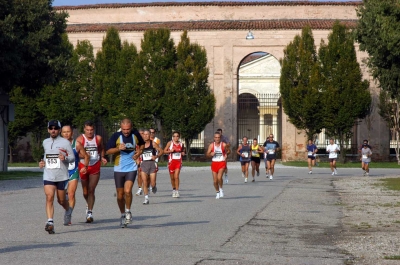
[{"x1": 1, "y1": 164, "x2": 399, "y2": 265}]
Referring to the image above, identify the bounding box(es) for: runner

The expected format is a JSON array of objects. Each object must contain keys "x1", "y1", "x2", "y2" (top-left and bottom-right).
[
  {"x1": 306, "y1": 139, "x2": 318, "y2": 174},
  {"x1": 263, "y1": 134, "x2": 280, "y2": 180},
  {"x1": 262, "y1": 136, "x2": 270, "y2": 177},
  {"x1": 106, "y1": 119, "x2": 144, "y2": 227},
  {"x1": 250, "y1": 138, "x2": 263, "y2": 182},
  {"x1": 135, "y1": 129, "x2": 145, "y2": 196},
  {"x1": 237, "y1": 136, "x2": 251, "y2": 183},
  {"x1": 164, "y1": 131, "x2": 186, "y2": 198},
  {"x1": 360, "y1": 143, "x2": 372, "y2": 176},
  {"x1": 326, "y1": 138, "x2": 340, "y2": 175},
  {"x1": 206, "y1": 131, "x2": 230, "y2": 199},
  {"x1": 61, "y1": 125, "x2": 89, "y2": 226},
  {"x1": 216, "y1": 129, "x2": 230, "y2": 184},
  {"x1": 39, "y1": 120, "x2": 75, "y2": 234},
  {"x1": 76, "y1": 120, "x2": 108, "y2": 223},
  {"x1": 140, "y1": 129, "x2": 164, "y2": 205},
  {"x1": 149, "y1": 128, "x2": 161, "y2": 193}
]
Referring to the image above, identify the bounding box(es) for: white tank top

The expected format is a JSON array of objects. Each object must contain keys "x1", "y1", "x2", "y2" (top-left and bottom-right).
[
  {"x1": 81, "y1": 134, "x2": 100, "y2": 166},
  {"x1": 212, "y1": 142, "x2": 225, "y2": 162}
]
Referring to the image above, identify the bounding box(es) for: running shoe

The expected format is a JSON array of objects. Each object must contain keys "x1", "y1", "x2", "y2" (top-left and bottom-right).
[
  {"x1": 86, "y1": 211, "x2": 93, "y2": 223},
  {"x1": 266, "y1": 174, "x2": 269, "y2": 178},
  {"x1": 269, "y1": 175, "x2": 273, "y2": 180},
  {"x1": 334, "y1": 169, "x2": 338, "y2": 175},
  {"x1": 219, "y1": 189, "x2": 224, "y2": 198},
  {"x1": 125, "y1": 211, "x2": 132, "y2": 225},
  {"x1": 363, "y1": 171, "x2": 366, "y2": 176},
  {"x1": 120, "y1": 214, "x2": 126, "y2": 228},
  {"x1": 135, "y1": 188, "x2": 142, "y2": 196},
  {"x1": 172, "y1": 190, "x2": 176, "y2": 198},
  {"x1": 143, "y1": 198, "x2": 149, "y2": 205},
  {"x1": 252, "y1": 179, "x2": 255, "y2": 182},
  {"x1": 331, "y1": 172, "x2": 335, "y2": 176},
  {"x1": 308, "y1": 171, "x2": 312, "y2": 174},
  {"x1": 216, "y1": 192, "x2": 220, "y2": 199},
  {"x1": 175, "y1": 191, "x2": 180, "y2": 198},
  {"x1": 152, "y1": 186, "x2": 157, "y2": 194},
  {"x1": 45, "y1": 221, "x2": 55, "y2": 234},
  {"x1": 366, "y1": 172, "x2": 369, "y2": 176},
  {"x1": 225, "y1": 175, "x2": 229, "y2": 184},
  {"x1": 244, "y1": 178, "x2": 248, "y2": 183},
  {"x1": 149, "y1": 186, "x2": 152, "y2": 192},
  {"x1": 64, "y1": 207, "x2": 72, "y2": 226}
]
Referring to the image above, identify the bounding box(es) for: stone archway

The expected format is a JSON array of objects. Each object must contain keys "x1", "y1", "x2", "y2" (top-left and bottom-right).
[{"x1": 237, "y1": 52, "x2": 282, "y2": 145}]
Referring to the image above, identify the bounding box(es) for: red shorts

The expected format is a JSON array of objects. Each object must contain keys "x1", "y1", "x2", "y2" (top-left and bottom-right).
[
  {"x1": 79, "y1": 161, "x2": 101, "y2": 181},
  {"x1": 211, "y1": 161, "x2": 227, "y2": 173},
  {"x1": 168, "y1": 159, "x2": 182, "y2": 173}
]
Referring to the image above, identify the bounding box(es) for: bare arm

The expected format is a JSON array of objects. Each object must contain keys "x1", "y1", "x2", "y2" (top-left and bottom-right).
[
  {"x1": 206, "y1": 143, "x2": 214, "y2": 158},
  {"x1": 153, "y1": 142, "x2": 164, "y2": 160}
]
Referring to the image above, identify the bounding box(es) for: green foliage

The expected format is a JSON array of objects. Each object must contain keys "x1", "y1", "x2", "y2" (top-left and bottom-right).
[
  {"x1": 128, "y1": 28, "x2": 177, "y2": 128},
  {"x1": 280, "y1": 25, "x2": 323, "y2": 140},
  {"x1": 162, "y1": 31, "x2": 215, "y2": 159},
  {"x1": 319, "y1": 21, "x2": 371, "y2": 160}
]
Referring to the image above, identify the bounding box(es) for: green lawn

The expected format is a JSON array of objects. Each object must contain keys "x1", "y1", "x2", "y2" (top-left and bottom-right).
[{"x1": 0, "y1": 171, "x2": 42, "y2": 180}]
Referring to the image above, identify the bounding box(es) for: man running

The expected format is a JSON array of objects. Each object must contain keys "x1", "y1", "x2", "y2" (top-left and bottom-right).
[
  {"x1": 106, "y1": 119, "x2": 144, "y2": 227},
  {"x1": 76, "y1": 120, "x2": 108, "y2": 223},
  {"x1": 135, "y1": 128, "x2": 145, "y2": 196},
  {"x1": 140, "y1": 129, "x2": 164, "y2": 205},
  {"x1": 39, "y1": 120, "x2": 75, "y2": 234},
  {"x1": 306, "y1": 139, "x2": 318, "y2": 174},
  {"x1": 263, "y1": 134, "x2": 280, "y2": 180},
  {"x1": 216, "y1": 129, "x2": 230, "y2": 183},
  {"x1": 164, "y1": 131, "x2": 186, "y2": 198},
  {"x1": 237, "y1": 136, "x2": 251, "y2": 183},
  {"x1": 262, "y1": 136, "x2": 270, "y2": 177},
  {"x1": 360, "y1": 143, "x2": 372, "y2": 176},
  {"x1": 326, "y1": 138, "x2": 340, "y2": 175},
  {"x1": 250, "y1": 138, "x2": 263, "y2": 182},
  {"x1": 61, "y1": 125, "x2": 89, "y2": 226},
  {"x1": 206, "y1": 131, "x2": 230, "y2": 199}
]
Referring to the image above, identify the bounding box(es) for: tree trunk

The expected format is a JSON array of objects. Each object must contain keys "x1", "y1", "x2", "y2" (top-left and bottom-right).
[
  {"x1": 0, "y1": 119, "x2": 8, "y2": 172},
  {"x1": 185, "y1": 138, "x2": 191, "y2": 162}
]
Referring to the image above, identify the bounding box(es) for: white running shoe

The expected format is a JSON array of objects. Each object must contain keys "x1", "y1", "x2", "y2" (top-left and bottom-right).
[
  {"x1": 143, "y1": 198, "x2": 149, "y2": 205},
  {"x1": 266, "y1": 174, "x2": 269, "y2": 178},
  {"x1": 216, "y1": 192, "x2": 220, "y2": 199},
  {"x1": 149, "y1": 186, "x2": 153, "y2": 192},
  {"x1": 120, "y1": 214, "x2": 126, "y2": 228},
  {"x1": 269, "y1": 175, "x2": 273, "y2": 180},
  {"x1": 332, "y1": 172, "x2": 335, "y2": 176},
  {"x1": 125, "y1": 211, "x2": 132, "y2": 225},
  {"x1": 308, "y1": 171, "x2": 312, "y2": 174},
  {"x1": 219, "y1": 189, "x2": 224, "y2": 198},
  {"x1": 135, "y1": 188, "x2": 142, "y2": 196},
  {"x1": 172, "y1": 190, "x2": 177, "y2": 198},
  {"x1": 86, "y1": 211, "x2": 93, "y2": 223},
  {"x1": 45, "y1": 221, "x2": 55, "y2": 234},
  {"x1": 244, "y1": 178, "x2": 248, "y2": 183},
  {"x1": 366, "y1": 172, "x2": 369, "y2": 176},
  {"x1": 175, "y1": 191, "x2": 180, "y2": 198},
  {"x1": 334, "y1": 169, "x2": 338, "y2": 175}
]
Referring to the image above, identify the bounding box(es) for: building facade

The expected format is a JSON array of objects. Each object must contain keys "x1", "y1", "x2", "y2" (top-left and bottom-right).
[{"x1": 58, "y1": 1, "x2": 389, "y2": 161}]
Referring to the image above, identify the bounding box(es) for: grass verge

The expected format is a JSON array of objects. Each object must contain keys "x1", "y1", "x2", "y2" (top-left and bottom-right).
[
  {"x1": 0, "y1": 171, "x2": 42, "y2": 181},
  {"x1": 376, "y1": 178, "x2": 400, "y2": 191},
  {"x1": 282, "y1": 161, "x2": 400, "y2": 168}
]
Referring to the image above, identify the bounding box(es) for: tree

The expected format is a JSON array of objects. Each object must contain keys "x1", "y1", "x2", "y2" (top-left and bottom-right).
[
  {"x1": 161, "y1": 31, "x2": 215, "y2": 160},
  {"x1": 319, "y1": 21, "x2": 371, "y2": 162},
  {"x1": 280, "y1": 25, "x2": 324, "y2": 140},
  {"x1": 355, "y1": 0, "x2": 400, "y2": 163},
  {"x1": 1, "y1": 0, "x2": 69, "y2": 171},
  {"x1": 128, "y1": 28, "x2": 177, "y2": 131}
]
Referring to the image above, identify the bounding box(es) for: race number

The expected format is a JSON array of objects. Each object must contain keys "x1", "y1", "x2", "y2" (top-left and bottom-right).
[
  {"x1": 45, "y1": 154, "x2": 60, "y2": 169},
  {"x1": 172, "y1": 152, "x2": 181, "y2": 159}
]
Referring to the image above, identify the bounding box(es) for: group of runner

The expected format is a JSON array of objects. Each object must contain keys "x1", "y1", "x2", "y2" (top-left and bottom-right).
[{"x1": 40, "y1": 119, "x2": 186, "y2": 233}]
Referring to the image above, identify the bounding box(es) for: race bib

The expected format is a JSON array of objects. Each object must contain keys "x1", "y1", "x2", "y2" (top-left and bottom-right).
[
  {"x1": 142, "y1": 151, "x2": 153, "y2": 161},
  {"x1": 68, "y1": 161, "x2": 75, "y2": 170},
  {"x1": 329, "y1": 151, "x2": 337, "y2": 159},
  {"x1": 45, "y1": 154, "x2": 60, "y2": 169},
  {"x1": 362, "y1": 154, "x2": 368, "y2": 159},
  {"x1": 86, "y1": 146, "x2": 99, "y2": 160},
  {"x1": 172, "y1": 152, "x2": 181, "y2": 159},
  {"x1": 252, "y1": 150, "x2": 258, "y2": 156},
  {"x1": 268, "y1": 149, "x2": 275, "y2": 154},
  {"x1": 308, "y1": 151, "x2": 313, "y2": 156},
  {"x1": 242, "y1": 151, "x2": 249, "y2": 158}
]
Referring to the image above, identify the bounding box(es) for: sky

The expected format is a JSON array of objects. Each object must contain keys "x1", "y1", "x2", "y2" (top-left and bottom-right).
[{"x1": 53, "y1": 0, "x2": 359, "y2": 7}]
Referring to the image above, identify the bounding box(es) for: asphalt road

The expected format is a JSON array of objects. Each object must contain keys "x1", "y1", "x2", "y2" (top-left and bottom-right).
[{"x1": 1, "y1": 163, "x2": 399, "y2": 265}]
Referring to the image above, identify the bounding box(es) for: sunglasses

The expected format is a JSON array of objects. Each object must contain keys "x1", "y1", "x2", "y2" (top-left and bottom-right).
[{"x1": 49, "y1": 127, "x2": 60, "y2": 131}]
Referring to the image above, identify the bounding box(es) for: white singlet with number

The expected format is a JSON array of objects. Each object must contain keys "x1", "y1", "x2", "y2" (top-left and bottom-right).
[
  {"x1": 212, "y1": 143, "x2": 225, "y2": 162},
  {"x1": 45, "y1": 154, "x2": 60, "y2": 169},
  {"x1": 172, "y1": 152, "x2": 181, "y2": 159},
  {"x1": 329, "y1": 151, "x2": 337, "y2": 159},
  {"x1": 362, "y1": 154, "x2": 368, "y2": 159}
]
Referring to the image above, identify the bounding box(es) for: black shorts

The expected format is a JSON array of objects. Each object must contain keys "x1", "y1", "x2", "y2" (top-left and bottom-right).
[
  {"x1": 43, "y1": 180, "x2": 67, "y2": 190},
  {"x1": 114, "y1": 171, "x2": 137, "y2": 189},
  {"x1": 265, "y1": 155, "x2": 276, "y2": 162},
  {"x1": 251, "y1": 156, "x2": 261, "y2": 164},
  {"x1": 329, "y1": 158, "x2": 337, "y2": 162},
  {"x1": 240, "y1": 160, "x2": 250, "y2": 166},
  {"x1": 308, "y1": 155, "x2": 316, "y2": 160}
]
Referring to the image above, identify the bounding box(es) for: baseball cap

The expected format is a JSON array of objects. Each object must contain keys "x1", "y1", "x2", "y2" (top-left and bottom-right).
[{"x1": 48, "y1": 120, "x2": 61, "y2": 129}]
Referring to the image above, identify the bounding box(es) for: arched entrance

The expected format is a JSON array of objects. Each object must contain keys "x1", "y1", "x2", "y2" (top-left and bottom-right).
[{"x1": 237, "y1": 52, "x2": 282, "y2": 145}]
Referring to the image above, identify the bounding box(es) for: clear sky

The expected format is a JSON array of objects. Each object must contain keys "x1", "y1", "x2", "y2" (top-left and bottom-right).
[{"x1": 53, "y1": 0, "x2": 360, "y2": 7}]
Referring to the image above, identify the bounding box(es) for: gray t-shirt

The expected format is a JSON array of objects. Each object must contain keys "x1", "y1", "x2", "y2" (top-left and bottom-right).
[{"x1": 361, "y1": 147, "x2": 372, "y2": 163}]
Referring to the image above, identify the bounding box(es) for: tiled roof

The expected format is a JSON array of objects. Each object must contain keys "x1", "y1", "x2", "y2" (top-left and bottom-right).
[
  {"x1": 56, "y1": 1, "x2": 362, "y2": 11},
  {"x1": 66, "y1": 19, "x2": 357, "y2": 33}
]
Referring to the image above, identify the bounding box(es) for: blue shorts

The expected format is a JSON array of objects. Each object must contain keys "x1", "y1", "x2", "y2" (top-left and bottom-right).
[{"x1": 43, "y1": 180, "x2": 67, "y2": 190}]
